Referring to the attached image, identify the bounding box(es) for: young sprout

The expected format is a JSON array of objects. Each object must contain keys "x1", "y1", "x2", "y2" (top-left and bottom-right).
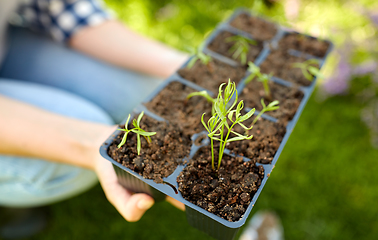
[
  {"x1": 187, "y1": 90, "x2": 215, "y2": 104},
  {"x1": 186, "y1": 46, "x2": 212, "y2": 69},
  {"x1": 226, "y1": 35, "x2": 257, "y2": 65},
  {"x1": 201, "y1": 80, "x2": 279, "y2": 171},
  {"x1": 187, "y1": 90, "x2": 216, "y2": 114},
  {"x1": 245, "y1": 61, "x2": 273, "y2": 99},
  {"x1": 257, "y1": 73, "x2": 273, "y2": 99},
  {"x1": 117, "y1": 111, "x2": 156, "y2": 155},
  {"x1": 292, "y1": 59, "x2": 324, "y2": 81},
  {"x1": 244, "y1": 61, "x2": 262, "y2": 84},
  {"x1": 245, "y1": 99, "x2": 280, "y2": 135}
]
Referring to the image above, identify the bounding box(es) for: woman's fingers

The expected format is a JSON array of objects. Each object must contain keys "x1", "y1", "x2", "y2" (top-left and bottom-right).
[
  {"x1": 166, "y1": 196, "x2": 185, "y2": 211},
  {"x1": 96, "y1": 157, "x2": 154, "y2": 222}
]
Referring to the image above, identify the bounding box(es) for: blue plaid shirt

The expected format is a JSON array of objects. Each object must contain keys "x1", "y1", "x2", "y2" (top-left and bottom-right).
[{"x1": 17, "y1": 0, "x2": 111, "y2": 42}]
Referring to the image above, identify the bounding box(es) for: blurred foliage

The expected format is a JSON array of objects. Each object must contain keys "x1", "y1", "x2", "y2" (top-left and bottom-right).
[{"x1": 103, "y1": 0, "x2": 377, "y2": 50}]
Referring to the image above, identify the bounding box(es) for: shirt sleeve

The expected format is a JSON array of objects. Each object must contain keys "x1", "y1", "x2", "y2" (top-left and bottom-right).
[{"x1": 17, "y1": 0, "x2": 112, "y2": 42}]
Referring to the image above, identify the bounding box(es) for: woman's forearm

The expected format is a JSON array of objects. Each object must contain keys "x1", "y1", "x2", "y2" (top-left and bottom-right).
[
  {"x1": 69, "y1": 20, "x2": 188, "y2": 78},
  {"x1": 0, "y1": 95, "x2": 115, "y2": 170},
  {"x1": 0, "y1": 95, "x2": 185, "y2": 218}
]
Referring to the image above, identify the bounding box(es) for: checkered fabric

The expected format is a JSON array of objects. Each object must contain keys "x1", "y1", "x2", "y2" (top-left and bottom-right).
[{"x1": 17, "y1": 0, "x2": 112, "y2": 42}]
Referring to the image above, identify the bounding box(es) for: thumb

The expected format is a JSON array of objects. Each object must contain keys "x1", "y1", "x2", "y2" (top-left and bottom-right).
[{"x1": 119, "y1": 193, "x2": 155, "y2": 222}]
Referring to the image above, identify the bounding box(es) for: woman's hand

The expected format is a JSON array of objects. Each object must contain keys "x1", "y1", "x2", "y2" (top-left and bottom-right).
[{"x1": 94, "y1": 154, "x2": 155, "y2": 221}]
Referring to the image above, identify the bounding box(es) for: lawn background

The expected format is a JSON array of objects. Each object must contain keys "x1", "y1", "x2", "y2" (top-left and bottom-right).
[{"x1": 30, "y1": 0, "x2": 378, "y2": 239}]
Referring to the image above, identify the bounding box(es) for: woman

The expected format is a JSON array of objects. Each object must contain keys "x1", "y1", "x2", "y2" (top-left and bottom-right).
[{"x1": 0, "y1": 0, "x2": 187, "y2": 238}]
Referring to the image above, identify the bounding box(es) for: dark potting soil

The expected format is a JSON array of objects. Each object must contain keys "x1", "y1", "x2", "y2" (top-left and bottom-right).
[
  {"x1": 230, "y1": 13, "x2": 277, "y2": 41},
  {"x1": 226, "y1": 117, "x2": 286, "y2": 164},
  {"x1": 107, "y1": 115, "x2": 191, "y2": 183},
  {"x1": 177, "y1": 145, "x2": 264, "y2": 222},
  {"x1": 278, "y1": 33, "x2": 330, "y2": 58},
  {"x1": 207, "y1": 31, "x2": 264, "y2": 65},
  {"x1": 259, "y1": 49, "x2": 317, "y2": 86},
  {"x1": 177, "y1": 58, "x2": 247, "y2": 93},
  {"x1": 144, "y1": 81, "x2": 212, "y2": 136},
  {"x1": 240, "y1": 79, "x2": 304, "y2": 121}
]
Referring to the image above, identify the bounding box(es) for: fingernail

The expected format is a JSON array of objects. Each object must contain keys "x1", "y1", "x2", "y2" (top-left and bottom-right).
[{"x1": 137, "y1": 199, "x2": 154, "y2": 210}]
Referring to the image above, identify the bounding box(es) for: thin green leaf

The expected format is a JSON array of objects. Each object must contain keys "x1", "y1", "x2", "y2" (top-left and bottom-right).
[
  {"x1": 239, "y1": 108, "x2": 255, "y2": 122},
  {"x1": 131, "y1": 129, "x2": 144, "y2": 134},
  {"x1": 240, "y1": 53, "x2": 247, "y2": 65},
  {"x1": 267, "y1": 106, "x2": 279, "y2": 111},
  {"x1": 213, "y1": 118, "x2": 226, "y2": 133},
  {"x1": 232, "y1": 46, "x2": 243, "y2": 59},
  {"x1": 230, "y1": 130, "x2": 247, "y2": 137},
  {"x1": 292, "y1": 62, "x2": 304, "y2": 68},
  {"x1": 244, "y1": 73, "x2": 255, "y2": 84},
  {"x1": 121, "y1": 114, "x2": 131, "y2": 131},
  {"x1": 301, "y1": 68, "x2": 313, "y2": 80},
  {"x1": 136, "y1": 134, "x2": 141, "y2": 155},
  {"x1": 117, "y1": 132, "x2": 129, "y2": 148},
  {"x1": 228, "y1": 110, "x2": 235, "y2": 122},
  {"x1": 137, "y1": 111, "x2": 144, "y2": 126},
  {"x1": 260, "y1": 98, "x2": 267, "y2": 108},
  {"x1": 247, "y1": 62, "x2": 261, "y2": 75},
  {"x1": 268, "y1": 100, "x2": 279, "y2": 107},
  {"x1": 198, "y1": 51, "x2": 206, "y2": 59},
  {"x1": 307, "y1": 66, "x2": 320, "y2": 74},
  {"x1": 308, "y1": 66, "x2": 324, "y2": 79},
  {"x1": 132, "y1": 119, "x2": 138, "y2": 128},
  {"x1": 138, "y1": 131, "x2": 156, "y2": 137},
  {"x1": 229, "y1": 43, "x2": 239, "y2": 53},
  {"x1": 225, "y1": 35, "x2": 238, "y2": 42},
  {"x1": 214, "y1": 103, "x2": 225, "y2": 121},
  {"x1": 237, "y1": 122, "x2": 253, "y2": 131},
  {"x1": 187, "y1": 57, "x2": 198, "y2": 69},
  {"x1": 210, "y1": 137, "x2": 224, "y2": 142},
  {"x1": 265, "y1": 100, "x2": 280, "y2": 111},
  {"x1": 305, "y1": 59, "x2": 320, "y2": 65},
  {"x1": 235, "y1": 101, "x2": 244, "y2": 119},
  {"x1": 187, "y1": 91, "x2": 215, "y2": 103},
  {"x1": 201, "y1": 113, "x2": 211, "y2": 133},
  {"x1": 222, "y1": 118, "x2": 231, "y2": 130},
  {"x1": 227, "y1": 135, "x2": 251, "y2": 142},
  {"x1": 198, "y1": 52, "x2": 211, "y2": 65}
]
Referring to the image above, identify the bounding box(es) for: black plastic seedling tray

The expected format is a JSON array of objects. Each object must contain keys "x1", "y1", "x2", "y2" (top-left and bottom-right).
[{"x1": 100, "y1": 9, "x2": 333, "y2": 240}]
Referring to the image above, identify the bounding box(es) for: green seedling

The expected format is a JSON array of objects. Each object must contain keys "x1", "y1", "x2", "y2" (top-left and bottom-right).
[
  {"x1": 201, "y1": 80, "x2": 279, "y2": 171},
  {"x1": 292, "y1": 59, "x2": 324, "y2": 81},
  {"x1": 244, "y1": 61, "x2": 262, "y2": 84},
  {"x1": 257, "y1": 73, "x2": 273, "y2": 99},
  {"x1": 186, "y1": 46, "x2": 212, "y2": 69},
  {"x1": 117, "y1": 111, "x2": 156, "y2": 155},
  {"x1": 245, "y1": 99, "x2": 279, "y2": 135},
  {"x1": 187, "y1": 90, "x2": 215, "y2": 104},
  {"x1": 226, "y1": 35, "x2": 257, "y2": 65},
  {"x1": 245, "y1": 61, "x2": 273, "y2": 99},
  {"x1": 187, "y1": 90, "x2": 216, "y2": 114}
]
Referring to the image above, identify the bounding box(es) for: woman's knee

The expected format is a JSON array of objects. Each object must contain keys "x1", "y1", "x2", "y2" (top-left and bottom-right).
[{"x1": 0, "y1": 156, "x2": 98, "y2": 207}]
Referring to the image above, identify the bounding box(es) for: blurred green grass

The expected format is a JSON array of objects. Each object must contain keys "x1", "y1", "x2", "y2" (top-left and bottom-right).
[{"x1": 31, "y1": 1, "x2": 378, "y2": 239}]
